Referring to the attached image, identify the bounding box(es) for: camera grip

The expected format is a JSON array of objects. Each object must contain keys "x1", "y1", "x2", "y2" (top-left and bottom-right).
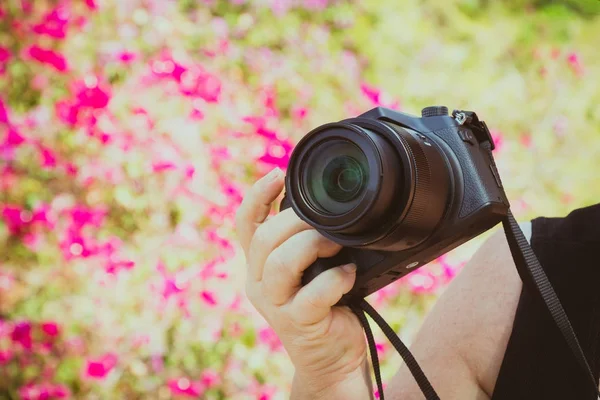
[
  {"x1": 301, "y1": 250, "x2": 352, "y2": 286},
  {"x1": 279, "y1": 195, "x2": 355, "y2": 293}
]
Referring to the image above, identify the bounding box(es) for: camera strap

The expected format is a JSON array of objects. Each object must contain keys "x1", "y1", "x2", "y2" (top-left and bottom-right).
[{"x1": 348, "y1": 208, "x2": 600, "y2": 400}]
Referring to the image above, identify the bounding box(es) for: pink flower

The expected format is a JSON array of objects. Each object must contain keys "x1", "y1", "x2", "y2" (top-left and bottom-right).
[
  {"x1": 76, "y1": 84, "x2": 110, "y2": 109},
  {"x1": 117, "y1": 51, "x2": 137, "y2": 64},
  {"x1": 41, "y1": 322, "x2": 60, "y2": 337},
  {"x1": 258, "y1": 139, "x2": 293, "y2": 169},
  {"x1": 0, "y1": 46, "x2": 11, "y2": 73},
  {"x1": 258, "y1": 327, "x2": 283, "y2": 352},
  {"x1": 201, "y1": 369, "x2": 221, "y2": 388},
  {"x1": 179, "y1": 69, "x2": 221, "y2": 102},
  {"x1": 55, "y1": 100, "x2": 80, "y2": 126},
  {"x1": 39, "y1": 146, "x2": 58, "y2": 168},
  {"x1": 291, "y1": 106, "x2": 308, "y2": 121},
  {"x1": 151, "y1": 354, "x2": 164, "y2": 373},
  {"x1": 32, "y1": 8, "x2": 69, "y2": 39},
  {"x1": 84, "y1": 353, "x2": 118, "y2": 379},
  {"x1": 0, "y1": 349, "x2": 13, "y2": 364},
  {"x1": 0, "y1": 97, "x2": 9, "y2": 124},
  {"x1": 407, "y1": 270, "x2": 439, "y2": 294},
  {"x1": 491, "y1": 130, "x2": 503, "y2": 152},
  {"x1": 11, "y1": 321, "x2": 33, "y2": 350},
  {"x1": 27, "y1": 45, "x2": 68, "y2": 72},
  {"x1": 152, "y1": 161, "x2": 177, "y2": 173},
  {"x1": 105, "y1": 259, "x2": 135, "y2": 274},
  {"x1": 566, "y1": 52, "x2": 584, "y2": 76},
  {"x1": 19, "y1": 383, "x2": 71, "y2": 400},
  {"x1": 360, "y1": 83, "x2": 380, "y2": 104},
  {"x1": 167, "y1": 378, "x2": 205, "y2": 397},
  {"x1": 4, "y1": 127, "x2": 25, "y2": 146},
  {"x1": 200, "y1": 290, "x2": 218, "y2": 307},
  {"x1": 69, "y1": 205, "x2": 106, "y2": 229},
  {"x1": 85, "y1": 0, "x2": 98, "y2": 10},
  {"x1": 2, "y1": 205, "x2": 28, "y2": 234}
]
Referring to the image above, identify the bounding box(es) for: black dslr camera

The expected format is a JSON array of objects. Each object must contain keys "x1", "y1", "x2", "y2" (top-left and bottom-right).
[{"x1": 280, "y1": 106, "x2": 510, "y2": 305}]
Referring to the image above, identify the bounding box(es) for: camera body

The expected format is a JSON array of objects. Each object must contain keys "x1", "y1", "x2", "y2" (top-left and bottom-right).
[{"x1": 280, "y1": 106, "x2": 510, "y2": 305}]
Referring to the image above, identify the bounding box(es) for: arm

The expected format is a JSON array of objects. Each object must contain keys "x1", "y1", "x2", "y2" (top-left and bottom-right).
[{"x1": 385, "y1": 225, "x2": 528, "y2": 399}]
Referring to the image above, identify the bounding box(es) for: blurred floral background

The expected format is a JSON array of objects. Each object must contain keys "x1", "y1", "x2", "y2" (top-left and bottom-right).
[{"x1": 0, "y1": 0, "x2": 599, "y2": 399}]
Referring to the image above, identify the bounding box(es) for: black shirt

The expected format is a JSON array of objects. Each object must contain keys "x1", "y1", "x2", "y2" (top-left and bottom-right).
[{"x1": 492, "y1": 203, "x2": 600, "y2": 399}]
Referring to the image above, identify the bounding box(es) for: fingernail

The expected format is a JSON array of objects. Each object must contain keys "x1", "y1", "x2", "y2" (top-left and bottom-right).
[
  {"x1": 264, "y1": 167, "x2": 282, "y2": 183},
  {"x1": 341, "y1": 263, "x2": 357, "y2": 273}
]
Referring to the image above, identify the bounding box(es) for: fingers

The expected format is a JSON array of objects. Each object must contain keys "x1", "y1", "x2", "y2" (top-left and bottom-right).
[
  {"x1": 247, "y1": 207, "x2": 312, "y2": 281},
  {"x1": 288, "y1": 264, "x2": 357, "y2": 326},
  {"x1": 262, "y1": 230, "x2": 343, "y2": 306},
  {"x1": 235, "y1": 168, "x2": 284, "y2": 256}
]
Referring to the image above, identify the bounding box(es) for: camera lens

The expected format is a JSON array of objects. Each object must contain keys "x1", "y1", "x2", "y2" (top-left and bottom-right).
[
  {"x1": 286, "y1": 119, "x2": 450, "y2": 251},
  {"x1": 302, "y1": 141, "x2": 369, "y2": 214}
]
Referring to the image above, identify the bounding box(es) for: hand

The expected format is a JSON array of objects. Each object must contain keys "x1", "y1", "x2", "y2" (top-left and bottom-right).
[{"x1": 236, "y1": 167, "x2": 372, "y2": 399}]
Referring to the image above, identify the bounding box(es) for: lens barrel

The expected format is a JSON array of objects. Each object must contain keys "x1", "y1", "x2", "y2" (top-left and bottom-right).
[{"x1": 285, "y1": 118, "x2": 451, "y2": 251}]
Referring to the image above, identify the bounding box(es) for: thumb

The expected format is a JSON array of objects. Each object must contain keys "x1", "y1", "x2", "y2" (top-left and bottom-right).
[{"x1": 290, "y1": 264, "x2": 357, "y2": 326}]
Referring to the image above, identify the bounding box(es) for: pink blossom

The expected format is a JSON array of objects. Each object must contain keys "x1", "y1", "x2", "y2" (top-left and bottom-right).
[
  {"x1": 201, "y1": 369, "x2": 221, "y2": 388},
  {"x1": 0, "y1": 46, "x2": 11, "y2": 73},
  {"x1": 27, "y1": 45, "x2": 68, "y2": 72},
  {"x1": 291, "y1": 106, "x2": 308, "y2": 121},
  {"x1": 407, "y1": 270, "x2": 439, "y2": 294},
  {"x1": 84, "y1": 353, "x2": 118, "y2": 379},
  {"x1": 200, "y1": 290, "x2": 218, "y2": 306},
  {"x1": 566, "y1": 52, "x2": 583, "y2": 76},
  {"x1": 206, "y1": 228, "x2": 233, "y2": 253},
  {"x1": 152, "y1": 55, "x2": 187, "y2": 82},
  {"x1": 151, "y1": 354, "x2": 164, "y2": 373},
  {"x1": 258, "y1": 327, "x2": 283, "y2": 352},
  {"x1": 117, "y1": 51, "x2": 137, "y2": 64},
  {"x1": 76, "y1": 84, "x2": 110, "y2": 109},
  {"x1": 0, "y1": 205, "x2": 43, "y2": 234},
  {"x1": 374, "y1": 383, "x2": 388, "y2": 399},
  {"x1": 105, "y1": 259, "x2": 135, "y2": 274},
  {"x1": 39, "y1": 146, "x2": 58, "y2": 168},
  {"x1": 21, "y1": 0, "x2": 33, "y2": 14},
  {"x1": 258, "y1": 139, "x2": 293, "y2": 169},
  {"x1": 0, "y1": 97, "x2": 9, "y2": 124},
  {"x1": 167, "y1": 378, "x2": 205, "y2": 397},
  {"x1": 152, "y1": 161, "x2": 177, "y2": 173},
  {"x1": 520, "y1": 133, "x2": 532, "y2": 148},
  {"x1": 162, "y1": 278, "x2": 184, "y2": 299},
  {"x1": 491, "y1": 130, "x2": 503, "y2": 152},
  {"x1": 0, "y1": 349, "x2": 13, "y2": 364},
  {"x1": 360, "y1": 83, "x2": 380, "y2": 104},
  {"x1": 32, "y1": 8, "x2": 69, "y2": 39},
  {"x1": 4, "y1": 127, "x2": 26, "y2": 146},
  {"x1": 0, "y1": 7, "x2": 5, "y2": 19},
  {"x1": 19, "y1": 383, "x2": 71, "y2": 400},
  {"x1": 11, "y1": 321, "x2": 33, "y2": 350},
  {"x1": 209, "y1": 146, "x2": 230, "y2": 168},
  {"x1": 69, "y1": 205, "x2": 106, "y2": 229},
  {"x1": 59, "y1": 232, "x2": 98, "y2": 260},
  {"x1": 41, "y1": 322, "x2": 60, "y2": 337},
  {"x1": 85, "y1": 0, "x2": 98, "y2": 10},
  {"x1": 179, "y1": 69, "x2": 221, "y2": 102},
  {"x1": 55, "y1": 100, "x2": 80, "y2": 126}
]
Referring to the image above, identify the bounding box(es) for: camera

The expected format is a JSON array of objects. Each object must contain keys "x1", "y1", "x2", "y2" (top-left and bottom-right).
[{"x1": 279, "y1": 106, "x2": 510, "y2": 305}]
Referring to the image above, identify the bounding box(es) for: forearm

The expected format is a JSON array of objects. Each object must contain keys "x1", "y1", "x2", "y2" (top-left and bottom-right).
[{"x1": 291, "y1": 358, "x2": 374, "y2": 400}]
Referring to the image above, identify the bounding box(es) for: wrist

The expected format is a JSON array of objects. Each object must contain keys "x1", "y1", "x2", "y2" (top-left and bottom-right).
[{"x1": 290, "y1": 358, "x2": 374, "y2": 400}]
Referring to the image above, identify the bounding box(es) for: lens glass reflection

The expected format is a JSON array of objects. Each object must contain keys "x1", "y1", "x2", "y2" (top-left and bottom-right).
[{"x1": 302, "y1": 140, "x2": 369, "y2": 214}]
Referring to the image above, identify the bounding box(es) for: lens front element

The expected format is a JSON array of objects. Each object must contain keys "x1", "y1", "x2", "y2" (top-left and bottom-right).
[
  {"x1": 324, "y1": 156, "x2": 365, "y2": 201},
  {"x1": 303, "y1": 140, "x2": 369, "y2": 214}
]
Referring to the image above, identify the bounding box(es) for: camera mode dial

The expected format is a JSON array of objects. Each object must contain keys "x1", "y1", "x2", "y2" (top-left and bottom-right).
[{"x1": 421, "y1": 106, "x2": 448, "y2": 117}]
